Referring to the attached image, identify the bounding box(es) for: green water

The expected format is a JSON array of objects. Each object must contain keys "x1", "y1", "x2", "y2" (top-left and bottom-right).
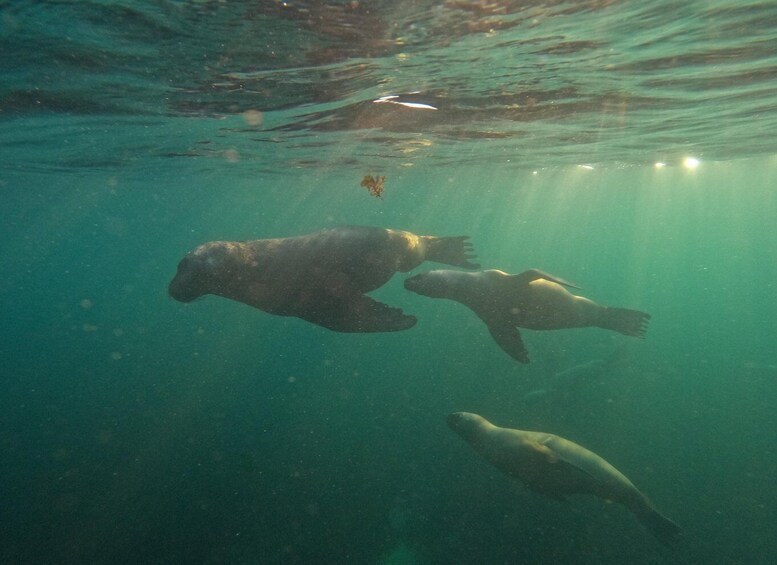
[
  {"x1": 3, "y1": 159, "x2": 776, "y2": 563},
  {"x1": 2, "y1": 1, "x2": 777, "y2": 563}
]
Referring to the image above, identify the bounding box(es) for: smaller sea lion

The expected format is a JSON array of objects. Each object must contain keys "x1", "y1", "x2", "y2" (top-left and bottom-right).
[
  {"x1": 169, "y1": 226, "x2": 478, "y2": 333},
  {"x1": 404, "y1": 268, "x2": 650, "y2": 363},
  {"x1": 447, "y1": 412, "x2": 682, "y2": 545}
]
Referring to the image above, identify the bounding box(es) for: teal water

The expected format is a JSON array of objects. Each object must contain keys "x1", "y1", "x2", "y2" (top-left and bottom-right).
[{"x1": 2, "y1": 2, "x2": 777, "y2": 564}]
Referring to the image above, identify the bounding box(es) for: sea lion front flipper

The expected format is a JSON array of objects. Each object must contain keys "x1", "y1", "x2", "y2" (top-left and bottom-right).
[
  {"x1": 485, "y1": 319, "x2": 530, "y2": 363},
  {"x1": 510, "y1": 269, "x2": 580, "y2": 289},
  {"x1": 298, "y1": 293, "x2": 417, "y2": 333},
  {"x1": 524, "y1": 443, "x2": 577, "y2": 501},
  {"x1": 530, "y1": 441, "x2": 559, "y2": 464}
]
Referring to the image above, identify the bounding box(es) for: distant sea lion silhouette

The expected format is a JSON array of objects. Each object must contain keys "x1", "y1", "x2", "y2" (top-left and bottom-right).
[
  {"x1": 404, "y1": 268, "x2": 650, "y2": 363},
  {"x1": 522, "y1": 359, "x2": 606, "y2": 403},
  {"x1": 169, "y1": 226, "x2": 478, "y2": 332},
  {"x1": 447, "y1": 412, "x2": 682, "y2": 545},
  {"x1": 523, "y1": 346, "x2": 632, "y2": 403}
]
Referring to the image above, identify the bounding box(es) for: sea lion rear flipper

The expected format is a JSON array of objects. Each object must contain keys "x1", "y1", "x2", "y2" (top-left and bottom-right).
[
  {"x1": 486, "y1": 320, "x2": 530, "y2": 363},
  {"x1": 422, "y1": 236, "x2": 480, "y2": 269},
  {"x1": 299, "y1": 293, "x2": 417, "y2": 333},
  {"x1": 510, "y1": 269, "x2": 580, "y2": 289},
  {"x1": 636, "y1": 507, "x2": 683, "y2": 546},
  {"x1": 598, "y1": 307, "x2": 651, "y2": 338}
]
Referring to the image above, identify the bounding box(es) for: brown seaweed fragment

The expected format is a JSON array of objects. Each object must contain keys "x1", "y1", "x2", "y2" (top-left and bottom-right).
[{"x1": 360, "y1": 174, "x2": 386, "y2": 198}]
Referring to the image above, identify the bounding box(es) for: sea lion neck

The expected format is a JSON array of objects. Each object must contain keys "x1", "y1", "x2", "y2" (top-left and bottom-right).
[{"x1": 434, "y1": 271, "x2": 484, "y2": 304}]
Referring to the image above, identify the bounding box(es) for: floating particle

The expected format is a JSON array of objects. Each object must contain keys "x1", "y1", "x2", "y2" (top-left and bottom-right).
[
  {"x1": 223, "y1": 149, "x2": 240, "y2": 163},
  {"x1": 242, "y1": 109, "x2": 264, "y2": 126}
]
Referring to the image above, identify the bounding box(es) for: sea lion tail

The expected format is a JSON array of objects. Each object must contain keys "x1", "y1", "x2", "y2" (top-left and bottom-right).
[
  {"x1": 422, "y1": 236, "x2": 480, "y2": 269},
  {"x1": 637, "y1": 508, "x2": 683, "y2": 546},
  {"x1": 597, "y1": 307, "x2": 650, "y2": 338}
]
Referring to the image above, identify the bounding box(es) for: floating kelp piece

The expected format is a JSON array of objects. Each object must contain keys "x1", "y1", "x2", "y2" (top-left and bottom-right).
[{"x1": 361, "y1": 174, "x2": 386, "y2": 198}]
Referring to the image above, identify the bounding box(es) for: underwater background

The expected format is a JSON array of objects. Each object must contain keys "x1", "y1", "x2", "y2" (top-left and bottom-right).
[{"x1": 2, "y1": 1, "x2": 777, "y2": 563}]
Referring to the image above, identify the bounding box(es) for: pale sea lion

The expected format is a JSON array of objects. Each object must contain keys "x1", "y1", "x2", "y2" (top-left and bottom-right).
[
  {"x1": 447, "y1": 412, "x2": 682, "y2": 545},
  {"x1": 169, "y1": 226, "x2": 478, "y2": 332},
  {"x1": 404, "y1": 268, "x2": 650, "y2": 363}
]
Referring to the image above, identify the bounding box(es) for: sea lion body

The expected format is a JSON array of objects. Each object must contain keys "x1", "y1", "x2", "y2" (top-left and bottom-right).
[
  {"x1": 169, "y1": 226, "x2": 478, "y2": 332},
  {"x1": 447, "y1": 412, "x2": 682, "y2": 545},
  {"x1": 404, "y1": 269, "x2": 649, "y2": 362}
]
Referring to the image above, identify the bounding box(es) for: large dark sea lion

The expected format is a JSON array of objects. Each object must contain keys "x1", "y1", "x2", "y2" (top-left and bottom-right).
[
  {"x1": 447, "y1": 412, "x2": 682, "y2": 545},
  {"x1": 169, "y1": 226, "x2": 478, "y2": 332},
  {"x1": 404, "y1": 268, "x2": 650, "y2": 363}
]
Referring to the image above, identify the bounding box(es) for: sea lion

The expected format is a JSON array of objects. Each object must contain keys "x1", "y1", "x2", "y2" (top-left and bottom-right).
[
  {"x1": 169, "y1": 225, "x2": 478, "y2": 332},
  {"x1": 522, "y1": 359, "x2": 606, "y2": 403},
  {"x1": 447, "y1": 412, "x2": 682, "y2": 545},
  {"x1": 404, "y1": 268, "x2": 650, "y2": 363}
]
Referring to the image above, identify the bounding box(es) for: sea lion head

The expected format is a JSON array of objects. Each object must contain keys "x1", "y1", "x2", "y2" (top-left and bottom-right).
[
  {"x1": 403, "y1": 270, "x2": 450, "y2": 298},
  {"x1": 446, "y1": 412, "x2": 490, "y2": 442},
  {"x1": 168, "y1": 242, "x2": 235, "y2": 302}
]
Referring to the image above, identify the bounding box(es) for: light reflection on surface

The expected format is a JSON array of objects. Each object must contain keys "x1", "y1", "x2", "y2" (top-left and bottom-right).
[
  {"x1": 683, "y1": 157, "x2": 700, "y2": 170},
  {"x1": 373, "y1": 96, "x2": 438, "y2": 111}
]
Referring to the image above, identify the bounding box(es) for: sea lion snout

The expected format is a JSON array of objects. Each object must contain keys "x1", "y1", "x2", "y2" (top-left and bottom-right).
[
  {"x1": 169, "y1": 253, "x2": 213, "y2": 302},
  {"x1": 446, "y1": 411, "x2": 465, "y2": 429},
  {"x1": 404, "y1": 271, "x2": 445, "y2": 297},
  {"x1": 169, "y1": 242, "x2": 240, "y2": 302},
  {"x1": 446, "y1": 412, "x2": 485, "y2": 441}
]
